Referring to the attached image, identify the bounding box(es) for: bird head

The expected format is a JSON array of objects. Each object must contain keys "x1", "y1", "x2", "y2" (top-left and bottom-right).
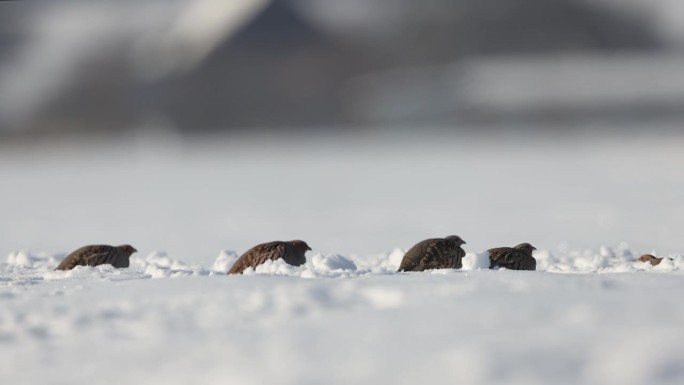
[
  {"x1": 117, "y1": 244, "x2": 138, "y2": 256},
  {"x1": 445, "y1": 235, "x2": 466, "y2": 246},
  {"x1": 515, "y1": 243, "x2": 537, "y2": 254},
  {"x1": 638, "y1": 254, "x2": 656, "y2": 263},
  {"x1": 290, "y1": 240, "x2": 312, "y2": 254}
]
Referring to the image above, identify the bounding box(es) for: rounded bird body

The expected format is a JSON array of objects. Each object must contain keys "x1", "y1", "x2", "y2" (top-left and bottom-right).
[
  {"x1": 488, "y1": 243, "x2": 537, "y2": 270},
  {"x1": 638, "y1": 254, "x2": 673, "y2": 266},
  {"x1": 398, "y1": 235, "x2": 466, "y2": 272},
  {"x1": 228, "y1": 240, "x2": 311, "y2": 274},
  {"x1": 55, "y1": 244, "x2": 137, "y2": 271}
]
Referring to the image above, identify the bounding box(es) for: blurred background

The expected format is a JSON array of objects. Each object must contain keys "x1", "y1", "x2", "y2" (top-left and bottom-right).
[{"x1": 1, "y1": 0, "x2": 683, "y2": 262}]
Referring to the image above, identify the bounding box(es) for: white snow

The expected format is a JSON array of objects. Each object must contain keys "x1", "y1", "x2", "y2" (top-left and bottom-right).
[
  {"x1": 1, "y1": 247, "x2": 683, "y2": 384},
  {"x1": 1, "y1": 131, "x2": 684, "y2": 384}
]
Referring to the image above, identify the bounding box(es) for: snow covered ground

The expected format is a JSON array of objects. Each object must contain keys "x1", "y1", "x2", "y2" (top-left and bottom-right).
[
  {"x1": 1, "y1": 130, "x2": 684, "y2": 384},
  {"x1": 1, "y1": 129, "x2": 684, "y2": 262},
  {"x1": 1, "y1": 247, "x2": 683, "y2": 385}
]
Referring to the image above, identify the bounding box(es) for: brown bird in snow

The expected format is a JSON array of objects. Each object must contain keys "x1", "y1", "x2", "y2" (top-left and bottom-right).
[
  {"x1": 397, "y1": 235, "x2": 466, "y2": 272},
  {"x1": 488, "y1": 243, "x2": 537, "y2": 270},
  {"x1": 55, "y1": 244, "x2": 137, "y2": 270},
  {"x1": 638, "y1": 254, "x2": 673, "y2": 266},
  {"x1": 228, "y1": 240, "x2": 311, "y2": 274}
]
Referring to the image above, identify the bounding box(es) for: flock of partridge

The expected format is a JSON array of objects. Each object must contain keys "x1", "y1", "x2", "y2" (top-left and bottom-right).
[{"x1": 54, "y1": 236, "x2": 668, "y2": 273}]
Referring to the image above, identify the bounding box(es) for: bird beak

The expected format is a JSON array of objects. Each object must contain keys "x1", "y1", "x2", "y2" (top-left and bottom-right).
[
  {"x1": 307, "y1": 246, "x2": 312, "y2": 251},
  {"x1": 133, "y1": 247, "x2": 138, "y2": 253}
]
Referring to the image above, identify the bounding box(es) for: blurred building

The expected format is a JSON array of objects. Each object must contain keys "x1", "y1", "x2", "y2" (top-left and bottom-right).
[{"x1": 0, "y1": 0, "x2": 682, "y2": 139}]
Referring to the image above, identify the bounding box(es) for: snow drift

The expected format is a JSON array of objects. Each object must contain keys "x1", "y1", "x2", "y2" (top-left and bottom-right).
[{"x1": 1, "y1": 246, "x2": 683, "y2": 385}]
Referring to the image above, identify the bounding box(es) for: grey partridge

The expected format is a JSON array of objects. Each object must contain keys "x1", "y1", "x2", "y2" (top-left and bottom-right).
[
  {"x1": 228, "y1": 240, "x2": 311, "y2": 274},
  {"x1": 488, "y1": 243, "x2": 537, "y2": 270},
  {"x1": 398, "y1": 235, "x2": 466, "y2": 272},
  {"x1": 638, "y1": 254, "x2": 673, "y2": 266},
  {"x1": 55, "y1": 244, "x2": 137, "y2": 271}
]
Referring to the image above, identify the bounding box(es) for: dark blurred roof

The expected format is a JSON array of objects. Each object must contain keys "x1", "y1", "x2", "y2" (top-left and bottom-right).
[
  {"x1": 150, "y1": 0, "x2": 368, "y2": 131},
  {"x1": 233, "y1": 0, "x2": 322, "y2": 46}
]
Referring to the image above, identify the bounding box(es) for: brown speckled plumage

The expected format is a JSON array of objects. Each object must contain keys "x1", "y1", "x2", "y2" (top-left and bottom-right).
[
  {"x1": 488, "y1": 243, "x2": 537, "y2": 270},
  {"x1": 228, "y1": 240, "x2": 311, "y2": 274},
  {"x1": 638, "y1": 254, "x2": 672, "y2": 266},
  {"x1": 55, "y1": 244, "x2": 137, "y2": 271},
  {"x1": 398, "y1": 235, "x2": 466, "y2": 272}
]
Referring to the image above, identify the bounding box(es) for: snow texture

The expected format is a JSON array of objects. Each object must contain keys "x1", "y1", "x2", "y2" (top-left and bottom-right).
[
  {"x1": 2, "y1": 133, "x2": 684, "y2": 384},
  {"x1": 1, "y1": 247, "x2": 683, "y2": 385}
]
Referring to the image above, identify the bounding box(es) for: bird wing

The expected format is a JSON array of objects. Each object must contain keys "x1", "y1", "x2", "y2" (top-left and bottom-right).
[
  {"x1": 55, "y1": 254, "x2": 84, "y2": 270},
  {"x1": 398, "y1": 239, "x2": 430, "y2": 271},
  {"x1": 56, "y1": 245, "x2": 112, "y2": 270},
  {"x1": 229, "y1": 242, "x2": 287, "y2": 274},
  {"x1": 84, "y1": 251, "x2": 118, "y2": 267},
  {"x1": 399, "y1": 239, "x2": 448, "y2": 271},
  {"x1": 488, "y1": 247, "x2": 511, "y2": 261},
  {"x1": 488, "y1": 247, "x2": 522, "y2": 266},
  {"x1": 418, "y1": 240, "x2": 447, "y2": 270},
  {"x1": 488, "y1": 248, "x2": 536, "y2": 270}
]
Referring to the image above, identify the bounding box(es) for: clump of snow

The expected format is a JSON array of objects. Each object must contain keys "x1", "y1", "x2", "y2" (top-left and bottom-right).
[
  {"x1": 462, "y1": 251, "x2": 491, "y2": 270},
  {"x1": 5, "y1": 250, "x2": 60, "y2": 270},
  {"x1": 301, "y1": 253, "x2": 359, "y2": 279},
  {"x1": 42, "y1": 263, "x2": 150, "y2": 281},
  {"x1": 134, "y1": 251, "x2": 208, "y2": 278},
  {"x1": 2, "y1": 245, "x2": 681, "y2": 283},
  {"x1": 311, "y1": 253, "x2": 357, "y2": 271},
  {"x1": 386, "y1": 248, "x2": 405, "y2": 269},
  {"x1": 210, "y1": 250, "x2": 239, "y2": 274},
  {"x1": 351, "y1": 248, "x2": 405, "y2": 274},
  {"x1": 536, "y1": 245, "x2": 678, "y2": 274},
  {"x1": 243, "y1": 258, "x2": 302, "y2": 276}
]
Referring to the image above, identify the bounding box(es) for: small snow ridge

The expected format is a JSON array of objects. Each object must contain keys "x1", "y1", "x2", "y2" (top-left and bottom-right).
[
  {"x1": 211, "y1": 250, "x2": 239, "y2": 274},
  {"x1": 2, "y1": 245, "x2": 681, "y2": 285},
  {"x1": 462, "y1": 251, "x2": 491, "y2": 270},
  {"x1": 5, "y1": 250, "x2": 59, "y2": 270},
  {"x1": 133, "y1": 251, "x2": 208, "y2": 278},
  {"x1": 43, "y1": 264, "x2": 150, "y2": 281},
  {"x1": 300, "y1": 253, "x2": 359, "y2": 279},
  {"x1": 311, "y1": 253, "x2": 357, "y2": 271},
  {"x1": 538, "y1": 244, "x2": 680, "y2": 273},
  {"x1": 350, "y1": 248, "x2": 405, "y2": 275},
  {"x1": 244, "y1": 258, "x2": 300, "y2": 276},
  {"x1": 387, "y1": 248, "x2": 405, "y2": 269}
]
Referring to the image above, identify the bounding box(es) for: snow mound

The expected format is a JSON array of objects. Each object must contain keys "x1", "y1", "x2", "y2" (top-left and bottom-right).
[
  {"x1": 2, "y1": 245, "x2": 681, "y2": 285},
  {"x1": 133, "y1": 251, "x2": 209, "y2": 278},
  {"x1": 2, "y1": 245, "x2": 684, "y2": 385},
  {"x1": 4, "y1": 250, "x2": 61, "y2": 270},
  {"x1": 211, "y1": 250, "x2": 239, "y2": 274},
  {"x1": 462, "y1": 251, "x2": 491, "y2": 270},
  {"x1": 351, "y1": 247, "x2": 405, "y2": 274},
  {"x1": 243, "y1": 258, "x2": 303, "y2": 276},
  {"x1": 538, "y1": 245, "x2": 682, "y2": 273},
  {"x1": 42, "y1": 264, "x2": 151, "y2": 281},
  {"x1": 311, "y1": 253, "x2": 357, "y2": 271}
]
